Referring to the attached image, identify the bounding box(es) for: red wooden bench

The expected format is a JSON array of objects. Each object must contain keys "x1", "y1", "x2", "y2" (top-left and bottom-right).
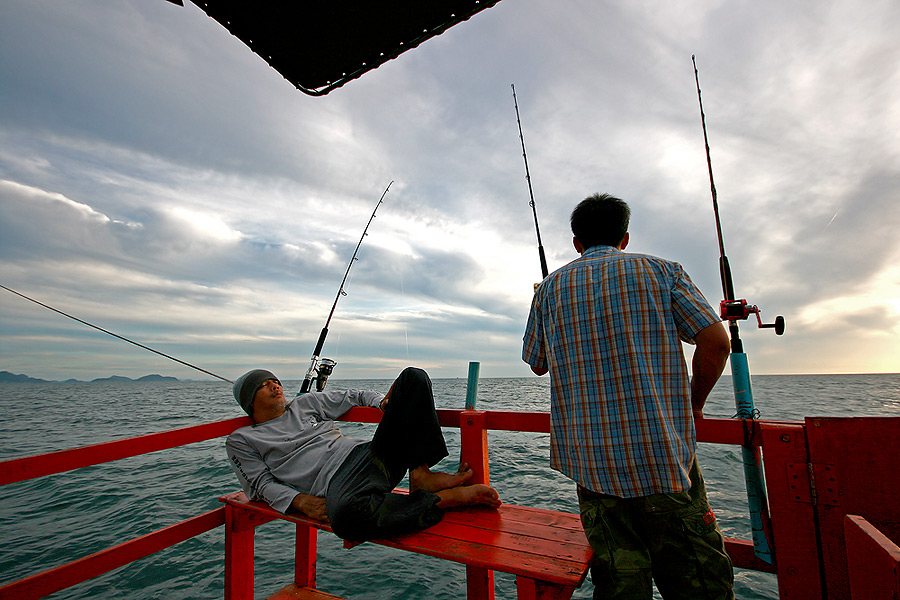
[{"x1": 220, "y1": 489, "x2": 593, "y2": 600}]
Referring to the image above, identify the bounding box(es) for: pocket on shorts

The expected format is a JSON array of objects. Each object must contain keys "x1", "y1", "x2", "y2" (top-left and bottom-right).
[{"x1": 683, "y1": 507, "x2": 720, "y2": 537}]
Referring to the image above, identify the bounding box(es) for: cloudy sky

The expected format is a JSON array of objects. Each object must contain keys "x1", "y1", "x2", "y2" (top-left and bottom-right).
[{"x1": 1, "y1": 0, "x2": 899, "y2": 382}]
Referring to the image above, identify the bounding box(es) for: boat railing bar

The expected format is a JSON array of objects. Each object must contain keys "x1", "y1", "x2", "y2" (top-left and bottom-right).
[
  {"x1": 0, "y1": 508, "x2": 225, "y2": 600},
  {"x1": 0, "y1": 410, "x2": 774, "y2": 487},
  {"x1": 0, "y1": 416, "x2": 250, "y2": 487}
]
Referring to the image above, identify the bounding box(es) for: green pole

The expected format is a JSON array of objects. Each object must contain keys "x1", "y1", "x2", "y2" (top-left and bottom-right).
[{"x1": 465, "y1": 362, "x2": 480, "y2": 409}]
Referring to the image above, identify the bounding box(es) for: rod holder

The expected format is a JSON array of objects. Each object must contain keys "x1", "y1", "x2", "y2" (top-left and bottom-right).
[{"x1": 465, "y1": 362, "x2": 480, "y2": 409}]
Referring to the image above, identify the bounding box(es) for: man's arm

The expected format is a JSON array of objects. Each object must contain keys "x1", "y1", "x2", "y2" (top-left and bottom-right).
[
  {"x1": 226, "y1": 434, "x2": 308, "y2": 514},
  {"x1": 531, "y1": 365, "x2": 548, "y2": 376},
  {"x1": 690, "y1": 321, "x2": 731, "y2": 418}
]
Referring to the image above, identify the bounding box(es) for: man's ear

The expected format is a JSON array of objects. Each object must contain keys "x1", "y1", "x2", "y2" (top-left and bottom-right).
[
  {"x1": 619, "y1": 232, "x2": 629, "y2": 250},
  {"x1": 573, "y1": 236, "x2": 585, "y2": 254}
]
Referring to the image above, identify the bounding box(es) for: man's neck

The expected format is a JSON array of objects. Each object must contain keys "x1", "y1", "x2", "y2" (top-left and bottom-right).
[{"x1": 253, "y1": 404, "x2": 287, "y2": 424}]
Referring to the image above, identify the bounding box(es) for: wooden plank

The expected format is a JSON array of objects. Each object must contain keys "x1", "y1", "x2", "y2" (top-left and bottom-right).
[
  {"x1": 267, "y1": 584, "x2": 346, "y2": 600},
  {"x1": 406, "y1": 519, "x2": 590, "y2": 563},
  {"x1": 443, "y1": 504, "x2": 586, "y2": 536},
  {"x1": 374, "y1": 530, "x2": 588, "y2": 585},
  {"x1": 844, "y1": 515, "x2": 900, "y2": 599},
  {"x1": 724, "y1": 537, "x2": 777, "y2": 574},
  {"x1": 759, "y1": 422, "x2": 823, "y2": 599},
  {"x1": 222, "y1": 492, "x2": 588, "y2": 557},
  {"x1": 221, "y1": 492, "x2": 591, "y2": 586},
  {"x1": 425, "y1": 508, "x2": 589, "y2": 550},
  {"x1": 0, "y1": 508, "x2": 225, "y2": 600}
]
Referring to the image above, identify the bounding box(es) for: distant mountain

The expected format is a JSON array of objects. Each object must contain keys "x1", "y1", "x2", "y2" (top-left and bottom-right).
[
  {"x1": 0, "y1": 371, "x2": 180, "y2": 383},
  {"x1": 136, "y1": 374, "x2": 180, "y2": 382},
  {"x1": 0, "y1": 371, "x2": 50, "y2": 383},
  {"x1": 90, "y1": 374, "x2": 181, "y2": 383}
]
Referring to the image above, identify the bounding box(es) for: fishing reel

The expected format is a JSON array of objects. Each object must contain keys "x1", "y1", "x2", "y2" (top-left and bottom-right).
[
  {"x1": 720, "y1": 300, "x2": 785, "y2": 335},
  {"x1": 315, "y1": 358, "x2": 337, "y2": 391}
]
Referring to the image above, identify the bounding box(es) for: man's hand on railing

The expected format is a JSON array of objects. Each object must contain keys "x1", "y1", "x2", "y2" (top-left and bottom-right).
[{"x1": 291, "y1": 493, "x2": 329, "y2": 521}]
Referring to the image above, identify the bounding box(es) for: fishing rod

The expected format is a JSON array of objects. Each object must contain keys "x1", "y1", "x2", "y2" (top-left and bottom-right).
[
  {"x1": 511, "y1": 84, "x2": 549, "y2": 280},
  {"x1": 0, "y1": 283, "x2": 232, "y2": 383},
  {"x1": 692, "y1": 55, "x2": 784, "y2": 565},
  {"x1": 298, "y1": 181, "x2": 392, "y2": 395}
]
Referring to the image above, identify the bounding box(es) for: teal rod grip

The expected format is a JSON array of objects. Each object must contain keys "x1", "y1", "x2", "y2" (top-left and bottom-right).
[
  {"x1": 465, "y1": 362, "x2": 480, "y2": 409},
  {"x1": 731, "y1": 352, "x2": 774, "y2": 564}
]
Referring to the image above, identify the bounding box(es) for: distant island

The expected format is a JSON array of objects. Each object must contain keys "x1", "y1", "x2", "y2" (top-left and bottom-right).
[{"x1": 0, "y1": 371, "x2": 180, "y2": 384}]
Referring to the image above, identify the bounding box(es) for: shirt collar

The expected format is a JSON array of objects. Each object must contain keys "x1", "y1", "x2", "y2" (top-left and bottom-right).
[{"x1": 582, "y1": 244, "x2": 621, "y2": 257}]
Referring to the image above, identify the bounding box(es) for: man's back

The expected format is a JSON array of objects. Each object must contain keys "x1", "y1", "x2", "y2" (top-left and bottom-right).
[{"x1": 523, "y1": 245, "x2": 720, "y2": 497}]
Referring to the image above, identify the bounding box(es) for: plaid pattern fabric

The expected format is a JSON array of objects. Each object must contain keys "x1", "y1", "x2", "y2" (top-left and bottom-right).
[{"x1": 523, "y1": 245, "x2": 720, "y2": 497}]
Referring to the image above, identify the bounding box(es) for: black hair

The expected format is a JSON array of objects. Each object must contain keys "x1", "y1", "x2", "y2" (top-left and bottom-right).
[{"x1": 570, "y1": 193, "x2": 630, "y2": 249}]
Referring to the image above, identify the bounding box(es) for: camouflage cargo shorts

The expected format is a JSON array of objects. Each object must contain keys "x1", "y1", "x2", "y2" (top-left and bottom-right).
[{"x1": 577, "y1": 460, "x2": 735, "y2": 600}]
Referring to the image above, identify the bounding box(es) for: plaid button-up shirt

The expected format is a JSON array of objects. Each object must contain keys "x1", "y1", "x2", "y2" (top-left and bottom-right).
[{"x1": 523, "y1": 245, "x2": 720, "y2": 497}]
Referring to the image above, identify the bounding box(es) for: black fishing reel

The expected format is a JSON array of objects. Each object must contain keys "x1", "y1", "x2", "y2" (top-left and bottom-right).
[
  {"x1": 720, "y1": 300, "x2": 785, "y2": 335},
  {"x1": 315, "y1": 358, "x2": 337, "y2": 391}
]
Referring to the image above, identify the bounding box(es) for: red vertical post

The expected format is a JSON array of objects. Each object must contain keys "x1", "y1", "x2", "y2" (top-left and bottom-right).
[
  {"x1": 759, "y1": 422, "x2": 823, "y2": 599},
  {"x1": 224, "y1": 505, "x2": 256, "y2": 600},
  {"x1": 460, "y1": 410, "x2": 490, "y2": 486},
  {"x1": 294, "y1": 524, "x2": 317, "y2": 588},
  {"x1": 460, "y1": 361, "x2": 494, "y2": 600},
  {"x1": 516, "y1": 576, "x2": 575, "y2": 600}
]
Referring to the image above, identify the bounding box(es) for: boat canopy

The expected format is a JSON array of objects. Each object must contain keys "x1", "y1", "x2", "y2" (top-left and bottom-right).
[{"x1": 167, "y1": 0, "x2": 502, "y2": 96}]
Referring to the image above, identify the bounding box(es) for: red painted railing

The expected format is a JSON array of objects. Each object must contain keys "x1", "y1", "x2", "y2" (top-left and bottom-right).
[
  {"x1": 2, "y1": 409, "x2": 899, "y2": 599},
  {"x1": 844, "y1": 515, "x2": 900, "y2": 597}
]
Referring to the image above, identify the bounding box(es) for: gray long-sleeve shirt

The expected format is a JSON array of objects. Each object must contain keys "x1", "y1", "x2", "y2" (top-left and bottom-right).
[{"x1": 225, "y1": 388, "x2": 384, "y2": 513}]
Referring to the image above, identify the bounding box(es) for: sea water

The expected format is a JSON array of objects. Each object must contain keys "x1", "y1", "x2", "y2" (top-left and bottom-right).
[{"x1": 1, "y1": 373, "x2": 899, "y2": 599}]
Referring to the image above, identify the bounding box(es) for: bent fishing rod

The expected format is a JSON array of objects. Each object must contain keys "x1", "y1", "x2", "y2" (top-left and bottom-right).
[
  {"x1": 298, "y1": 181, "x2": 392, "y2": 395},
  {"x1": 0, "y1": 283, "x2": 232, "y2": 383},
  {"x1": 512, "y1": 84, "x2": 549, "y2": 280},
  {"x1": 692, "y1": 55, "x2": 784, "y2": 565}
]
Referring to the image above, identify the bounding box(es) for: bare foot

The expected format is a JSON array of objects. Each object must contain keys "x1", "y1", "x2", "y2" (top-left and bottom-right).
[
  {"x1": 436, "y1": 484, "x2": 502, "y2": 510},
  {"x1": 410, "y1": 463, "x2": 473, "y2": 493}
]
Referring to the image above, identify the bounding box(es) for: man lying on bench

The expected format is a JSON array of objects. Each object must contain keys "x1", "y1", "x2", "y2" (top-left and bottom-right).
[{"x1": 226, "y1": 366, "x2": 501, "y2": 541}]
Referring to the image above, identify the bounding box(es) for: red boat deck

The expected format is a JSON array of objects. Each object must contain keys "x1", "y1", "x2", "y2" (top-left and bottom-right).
[{"x1": 2, "y1": 406, "x2": 900, "y2": 599}]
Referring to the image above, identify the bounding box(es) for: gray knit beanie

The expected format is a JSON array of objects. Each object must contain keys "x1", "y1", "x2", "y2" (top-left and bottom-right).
[{"x1": 233, "y1": 369, "x2": 280, "y2": 416}]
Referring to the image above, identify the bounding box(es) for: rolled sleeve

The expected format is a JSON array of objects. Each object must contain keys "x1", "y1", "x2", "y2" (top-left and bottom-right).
[{"x1": 670, "y1": 264, "x2": 721, "y2": 344}]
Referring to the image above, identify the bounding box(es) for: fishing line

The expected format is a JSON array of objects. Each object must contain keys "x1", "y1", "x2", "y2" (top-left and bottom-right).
[
  {"x1": 511, "y1": 84, "x2": 549, "y2": 280},
  {"x1": 0, "y1": 283, "x2": 232, "y2": 383},
  {"x1": 298, "y1": 181, "x2": 393, "y2": 394},
  {"x1": 691, "y1": 56, "x2": 784, "y2": 339}
]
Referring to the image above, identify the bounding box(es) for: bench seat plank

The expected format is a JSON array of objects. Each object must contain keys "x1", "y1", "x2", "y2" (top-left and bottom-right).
[
  {"x1": 431, "y1": 505, "x2": 588, "y2": 546},
  {"x1": 267, "y1": 584, "x2": 346, "y2": 600},
  {"x1": 220, "y1": 491, "x2": 592, "y2": 588},
  {"x1": 376, "y1": 527, "x2": 590, "y2": 585}
]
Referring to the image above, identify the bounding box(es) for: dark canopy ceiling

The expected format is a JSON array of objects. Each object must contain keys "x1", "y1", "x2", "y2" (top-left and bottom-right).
[{"x1": 170, "y1": 1, "x2": 502, "y2": 96}]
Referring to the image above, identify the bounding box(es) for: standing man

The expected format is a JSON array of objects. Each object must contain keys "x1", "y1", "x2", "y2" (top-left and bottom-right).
[{"x1": 522, "y1": 193, "x2": 734, "y2": 599}]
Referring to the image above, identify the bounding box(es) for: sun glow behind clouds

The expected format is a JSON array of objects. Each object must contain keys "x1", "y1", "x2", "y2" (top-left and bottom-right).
[{"x1": 166, "y1": 206, "x2": 243, "y2": 243}]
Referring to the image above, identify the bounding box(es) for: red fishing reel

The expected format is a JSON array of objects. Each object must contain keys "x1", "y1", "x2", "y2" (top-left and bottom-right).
[{"x1": 720, "y1": 299, "x2": 785, "y2": 335}]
